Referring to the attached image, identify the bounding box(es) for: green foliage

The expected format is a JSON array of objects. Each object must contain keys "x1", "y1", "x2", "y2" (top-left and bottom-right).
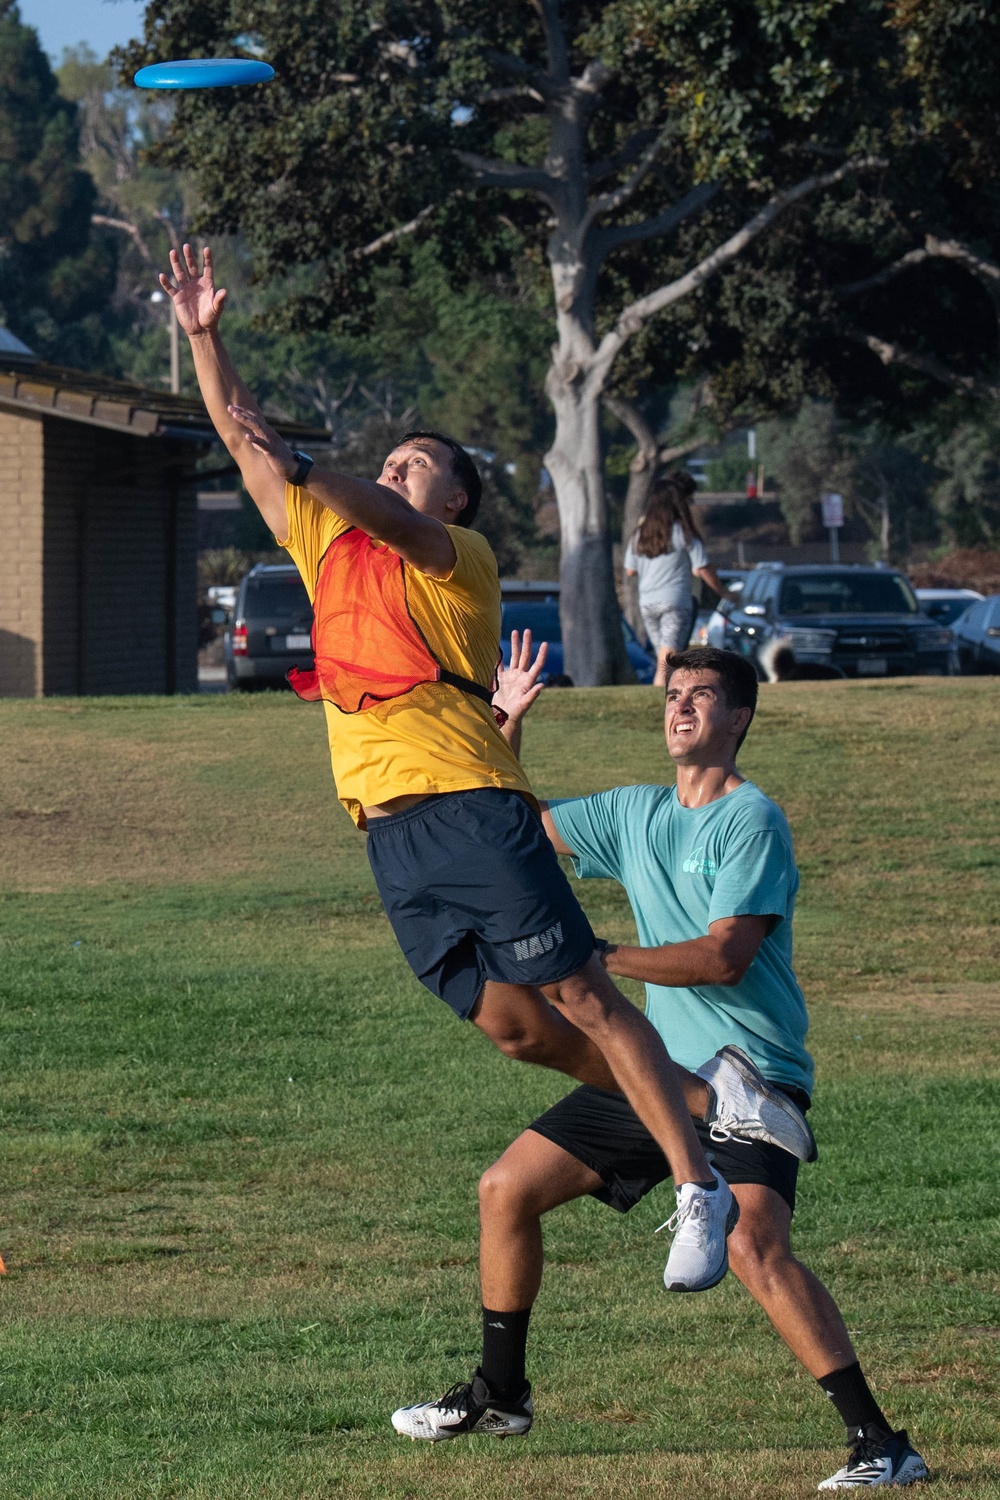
[
  {"x1": 758, "y1": 399, "x2": 937, "y2": 555},
  {"x1": 930, "y1": 411, "x2": 1000, "y2": 548},
  {"x1": 0, "y1": 2, "x2": 114, "y2": 361}
]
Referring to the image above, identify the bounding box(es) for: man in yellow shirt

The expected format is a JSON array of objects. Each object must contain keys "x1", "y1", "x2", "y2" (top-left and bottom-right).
[{"x1": 162, "y1": 243, "x2": 815, "y2": 1296}]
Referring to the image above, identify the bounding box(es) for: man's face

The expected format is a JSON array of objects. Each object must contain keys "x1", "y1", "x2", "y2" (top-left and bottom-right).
[
  {"x1": 663, "y1": 668, "x2": 750, "y2": 764},
  {"x1": 378, "y1": 439, "x2": 467, "y2": 524}
]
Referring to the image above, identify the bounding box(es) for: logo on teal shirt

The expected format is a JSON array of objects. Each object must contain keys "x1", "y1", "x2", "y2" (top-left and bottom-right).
[{"x1": 682, "y1": 845, "x2": 716, "y2": 877}]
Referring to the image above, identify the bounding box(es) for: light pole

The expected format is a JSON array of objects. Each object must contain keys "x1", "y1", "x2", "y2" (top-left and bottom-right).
[{"x1": 150, "y1": 288, "x2": 180, "y2": 395}]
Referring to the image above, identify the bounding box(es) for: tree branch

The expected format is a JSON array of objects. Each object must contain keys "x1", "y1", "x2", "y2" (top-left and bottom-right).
[
  {"x1": 455, "y1": 151, "x2": 559, "y2": 199},
  {"x1": 532, "y1": 0, "x2": 569, "y2": 85},
  {"x1": 587, "y1": 129, "x2": 660, "y2": 187},
  {"x1": 91, "y1": 213, "x2": 153, "y2": 264},
  {"x1": 922, "y1": 234, "x2": 1000, "y2": 285},
  {"x1": 482, "y1": 48, "x2": 556, "y2": 99},
  {"x1": 352, "y1": 202, "x2": 442, "y2": 260},
  {"x1": 596, "y1": 180, "x2": 720, "y2": 254},
  {"x1": 464, "y1": 84, "x2": 547, "y2": 109},
  {"x1": 837, "y1": 247, "x2": 931, "y2": 300},
  {"x1": 588, "y1": 156, "x2": 886, "y2": 390},
  {"x1": 579, "y1": 133, "x2": 671, "y2": 238},
  {"x1": 847, "y1": 327, "x2": 1000, "y2": 402},
  {"x1": 838, "y1": 234, "x2": 1000, "y2": 301}
]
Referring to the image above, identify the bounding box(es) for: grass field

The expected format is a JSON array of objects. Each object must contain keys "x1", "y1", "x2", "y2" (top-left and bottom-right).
[{"x1": 1, "y1": 679, "x2": 998, "y2": 1499}]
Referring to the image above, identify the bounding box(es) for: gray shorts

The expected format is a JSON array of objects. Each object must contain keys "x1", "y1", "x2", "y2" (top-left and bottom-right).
[{"x1": 640, "y1": 604, "x2": 690, "y2": 651}]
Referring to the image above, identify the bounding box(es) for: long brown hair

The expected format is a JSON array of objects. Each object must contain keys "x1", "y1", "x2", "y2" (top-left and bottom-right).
[{"x1": 633, "y1": 472, "x2": 704, "y2": 558}]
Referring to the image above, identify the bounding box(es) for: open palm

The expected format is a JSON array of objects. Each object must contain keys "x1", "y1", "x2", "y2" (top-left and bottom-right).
[{"x1": 159, "y1": 244, "x2": 227, "y2": 336}]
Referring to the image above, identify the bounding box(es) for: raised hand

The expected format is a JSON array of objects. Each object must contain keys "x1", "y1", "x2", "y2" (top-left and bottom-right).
[
  {"x1": 227, "y1": 403, "x2": 297, "y2": 480},
  {"x1": 159, "y1": 243, "x2": 227, "y2": 337},
  {"x1": 493, "y1": 628, "x2": 548, "y2": 723}
]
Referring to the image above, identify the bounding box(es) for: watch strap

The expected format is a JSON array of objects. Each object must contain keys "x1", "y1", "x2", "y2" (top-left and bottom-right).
[{"x1": 288, "y1": 450, "x2": 314, "y2": 487}]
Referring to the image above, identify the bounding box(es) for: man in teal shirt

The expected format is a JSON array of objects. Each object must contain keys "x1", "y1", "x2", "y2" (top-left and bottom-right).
[{"x1": 391, "y1": 647, "x2": 927, "y2": 1492}]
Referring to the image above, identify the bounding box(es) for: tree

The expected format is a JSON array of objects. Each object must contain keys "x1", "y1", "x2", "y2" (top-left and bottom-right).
[
  {"x1": 124, "y1": 2, "x2": 946, "y2": 682},
  {"x1": 0, "y1": 3, "x2": 115, "y2": 363}
]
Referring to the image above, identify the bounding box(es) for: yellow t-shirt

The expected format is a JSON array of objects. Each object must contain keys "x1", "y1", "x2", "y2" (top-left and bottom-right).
[{"x1": 279, "y1": 483, "x2": 534, "y2": 827}]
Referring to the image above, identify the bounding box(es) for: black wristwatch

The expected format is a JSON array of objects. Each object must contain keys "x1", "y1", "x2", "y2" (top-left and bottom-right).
[{"x1": 288, "y1": 450, "x2": 314, "y2": 487}]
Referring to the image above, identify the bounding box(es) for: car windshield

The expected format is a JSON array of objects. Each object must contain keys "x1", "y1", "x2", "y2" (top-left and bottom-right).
[
  {"x1": 245, "y1": 575, "x2": 312, "y2": 620},
  {"x1": 779, "y1": 573, "x2": 918, "y2": 616},
  {"x1": 501, "y1": 602, "x2": 562, "y2": 642}
]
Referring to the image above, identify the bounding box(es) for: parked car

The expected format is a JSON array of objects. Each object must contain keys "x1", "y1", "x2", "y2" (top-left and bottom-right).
[
  {"x1": 499, "y1": 594, "x2": 656, "y2": 684},
  {"x1": 914, "y1": 587, "x2": 983, "y2": 626},
  {"x1": 950, "y1": 592, "x2": 1000, "y2": 673},
  {"x1": 692, "y1": 568, "x2": 751, "y2": 647},
  {"x1": 224, "y1": 563, "x2": 314, "y2": 690},
  {"x1": 715, "y1": 564, "x2": 954, "y2": 678}
]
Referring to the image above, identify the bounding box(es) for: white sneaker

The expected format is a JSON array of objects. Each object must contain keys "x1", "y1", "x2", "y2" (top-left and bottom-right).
[
  {"x1": 698, "y1": 1045, "x2": 818, "y2": 1163},
  {"x1": 391, "y1": 1369, "x2": 533, "y2": 1442},
  {"x1": 658, "y1": 1167, "x2": 739, "y2": 1292},
  {"x1": 818, "y1": 1429, "x2": 929, "y2": 1488}
]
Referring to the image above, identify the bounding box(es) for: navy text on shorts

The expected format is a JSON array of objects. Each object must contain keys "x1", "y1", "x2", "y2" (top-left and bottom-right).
[{"x1": 366, "y1": 788, "x2": 596, "y2": 1018}]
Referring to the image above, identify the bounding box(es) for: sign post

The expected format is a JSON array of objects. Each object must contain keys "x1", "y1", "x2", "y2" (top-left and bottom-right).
[{"x1": 821, "y1": 492, "x2": 844, "y2": 563}]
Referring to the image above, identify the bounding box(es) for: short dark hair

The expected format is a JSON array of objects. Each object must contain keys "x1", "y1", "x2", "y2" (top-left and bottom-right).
[
  {"x1": 664, "y1": 647, "x2": 759, "y2": 752},
  {"x1": 397, "y1": 429, "x2": 483, "y2": 527}
]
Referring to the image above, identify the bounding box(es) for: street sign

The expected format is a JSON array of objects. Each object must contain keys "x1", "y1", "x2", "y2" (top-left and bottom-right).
[{"x1": 821, "y1": 491, "x2": 844, "y2": 528}]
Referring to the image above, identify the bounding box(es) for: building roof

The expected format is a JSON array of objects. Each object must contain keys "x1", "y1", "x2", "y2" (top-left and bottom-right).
[
  {"x1": 0, "y1": 327, "x2": 36, "y2": 362},
  {"x1": 0, "y1": 359, "x2": 330, "y2": 444}
]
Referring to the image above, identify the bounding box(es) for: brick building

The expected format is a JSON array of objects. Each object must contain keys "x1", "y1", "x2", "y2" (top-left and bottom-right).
[{"x1": 0, "y1": 349, "x2": 324, "y2": 697}]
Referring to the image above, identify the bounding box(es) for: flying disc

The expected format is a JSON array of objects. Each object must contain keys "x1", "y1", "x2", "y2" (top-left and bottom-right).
[{"x1": 134, "y1": 59, "x2": 275, "y2": 89}]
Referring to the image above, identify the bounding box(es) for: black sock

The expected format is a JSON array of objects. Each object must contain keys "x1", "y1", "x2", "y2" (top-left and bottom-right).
[
  {"x1": 481, "y1": 1306, "x2": 532, "y2": 1399},
  {"x1": 817, "y1": 1361, "x2": 892, "y2": 1441}
]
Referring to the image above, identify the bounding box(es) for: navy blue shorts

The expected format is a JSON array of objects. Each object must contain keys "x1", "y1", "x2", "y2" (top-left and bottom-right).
[
  {"x1": 531, "y1": 1084, "x2": 803, "y2": 1213},
  {"x1": 365, "y1": 788, "x2": 597, "y2": 1018}
]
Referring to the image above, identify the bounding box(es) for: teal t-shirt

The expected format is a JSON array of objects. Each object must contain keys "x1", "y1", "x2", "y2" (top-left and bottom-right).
[{"x1": 550, "y1": 781, "x2": 814, "y2": 1095}]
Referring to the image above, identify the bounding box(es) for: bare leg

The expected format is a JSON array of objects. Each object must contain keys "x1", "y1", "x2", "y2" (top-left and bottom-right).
[
  {"x1": 478, "y1": 1130, "x2": 603, "y2": 1311},
  {"x1": 727, "y1": 1183, "x2": 858, "y2": 1377},
  {"x1": 471, "y1": 980, "x2": 712, "y2": 1117},
  {"x1": 652, "y1": 644, "x2": 671, "y2": 687},
  {"x1": 541, "y1": 954, "x2": 712, "y2": 1185}
]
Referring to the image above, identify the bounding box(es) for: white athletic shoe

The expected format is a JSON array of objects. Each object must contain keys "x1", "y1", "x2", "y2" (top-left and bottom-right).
[
  {"x1": 698, "y1": 1045, "x2": 818, "y2": 1163},
  {"x1": 391, "y1": 1369, "x2": 533, "y2": 1442},
  {"x1": 659, "y1": 1166, "x2": 739, "y2": 1292},
  {"x1": 818, "y1": 1429, "x2": 929, "y2": 1489}
]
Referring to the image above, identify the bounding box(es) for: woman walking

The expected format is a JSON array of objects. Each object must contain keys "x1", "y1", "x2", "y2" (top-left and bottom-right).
[{"x1": 624, "y1": 474, "x2": 736, "y2": 686}]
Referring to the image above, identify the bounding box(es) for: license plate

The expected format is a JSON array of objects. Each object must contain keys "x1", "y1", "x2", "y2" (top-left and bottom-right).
[
  {"x1": 856, "y1": 656, "x2": 887, "y2": 675},
  {"x1": 284, "y1": 634, "x2": 311, "y2": 650}
]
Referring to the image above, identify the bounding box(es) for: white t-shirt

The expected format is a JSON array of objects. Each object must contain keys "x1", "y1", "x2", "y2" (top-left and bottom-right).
[{"x1": 624, "y1": 523, "x2": 708, "y2": 611}]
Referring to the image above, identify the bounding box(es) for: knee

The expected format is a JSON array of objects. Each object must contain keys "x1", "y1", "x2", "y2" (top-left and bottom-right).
[
  {"x1": 488, "y1": 1026, "x2": 557, "y2": 1066},
  {"x1": 727, "y1": 1220, "x2": 790, "y2": 1296},
  {"x1": 479, "y1": 1159, "x2": 530, "y2": 1222}
]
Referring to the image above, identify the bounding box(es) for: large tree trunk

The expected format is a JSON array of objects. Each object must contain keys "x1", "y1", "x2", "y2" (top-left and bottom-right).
[
  {"x1": 545, "y1": 366, "x2": 634, "y2": 686},
  {"x1": 603, "y1": 395, "x2": 658, "y2": 643}
]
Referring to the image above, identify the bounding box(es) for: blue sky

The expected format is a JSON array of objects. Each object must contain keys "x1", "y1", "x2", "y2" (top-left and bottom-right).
[{"x1": 18, "y1": 0, "x2": 147, "y2": 65}]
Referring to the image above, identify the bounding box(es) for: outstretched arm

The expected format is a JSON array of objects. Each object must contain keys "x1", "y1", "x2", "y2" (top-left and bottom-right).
[
  {"x1": 225, "y1": 405, "x2": 457, "y2": 577},
  {"x1": 159, "y1": 244, "x2": 288, "y2": 536},
  {"x1": 693, "y1": 563, "x2": 740, "y2": 604}
]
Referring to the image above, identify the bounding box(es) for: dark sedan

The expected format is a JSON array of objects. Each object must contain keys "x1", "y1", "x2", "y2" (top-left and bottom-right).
[
  {"x1": 500, "y1": 600, "x2": 655, "y2": 684},
  {"x1": 951, "y1": 593, "x2": 1000, "y2": 673}
]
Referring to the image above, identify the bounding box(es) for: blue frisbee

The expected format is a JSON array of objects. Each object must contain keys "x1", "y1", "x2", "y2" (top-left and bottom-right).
[{"x1": 134, "y1": 58, "x2": 275, "y2": 89}]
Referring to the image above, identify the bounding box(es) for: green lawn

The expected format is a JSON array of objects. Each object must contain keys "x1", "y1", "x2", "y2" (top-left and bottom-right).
[{"x1": 0, "y1": 680, "x2": 997, "y2": 1499}]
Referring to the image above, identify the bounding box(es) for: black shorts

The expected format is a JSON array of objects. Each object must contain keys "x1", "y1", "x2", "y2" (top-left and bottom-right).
[
  {"x1": 365, "y1": 788, "x2": 596, "y2": 1019},
  {"x1": 530, "y1": 1084, "x2": 803, "y2": 1214}
]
